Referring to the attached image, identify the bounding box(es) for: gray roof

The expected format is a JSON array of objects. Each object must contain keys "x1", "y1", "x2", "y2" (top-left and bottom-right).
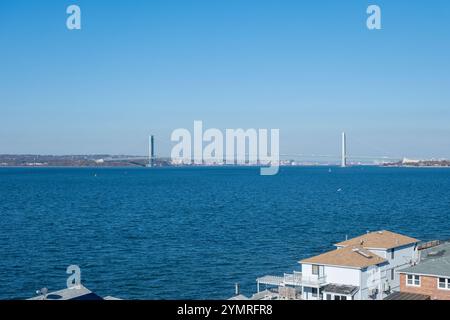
[
  {"x1": 228, "y1": 294, "x2": 250, "y2": 300},
  {"x1": 400, "y1": 242, "x2": 450, "y2": 278},
  {"x1": 28, "y1": 284, "x2": 120, "y2": 300},
  {"x1": 420, "y1": 242, "x2": 450, "y2": 261},
  {"x1": 322, "y1": 284, "x2": 359, "y2": 295},
  {"x1": 28, "y1": 285, "x2": 102, "y2": 300}
]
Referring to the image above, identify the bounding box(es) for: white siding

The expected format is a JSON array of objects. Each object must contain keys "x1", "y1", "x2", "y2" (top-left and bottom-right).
[
  {"x1": 324, "y1": 266, "x2": 360, "y2": 286},
  {"x1": 367, "y1": 244, "x2": 417, "y2": 293},
  {"x1": 302, "y1": 264, "x2": 312, "y2": 276},
  {"x1": 359, "y1": 265, "x2": 387, "y2": 300}
]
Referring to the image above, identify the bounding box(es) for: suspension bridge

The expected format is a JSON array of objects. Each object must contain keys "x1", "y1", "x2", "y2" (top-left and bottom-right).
[{"x1": 101, "y1": 133, "x2": 403, "y2": 167}]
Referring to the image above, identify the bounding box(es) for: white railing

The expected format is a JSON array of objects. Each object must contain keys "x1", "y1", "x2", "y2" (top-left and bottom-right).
[
  {"x1": 258, "y1": 272, "x2": 327, "y2": 289},
  {"x1": 257, "y1": 275, "x2": 284, "y2": 287},
  {"x1": 285, "y1": 272, "x2": 327, "y2": 286},
  {"x1": 283, "y1": 272, "x2": 303, "y2": 286}
]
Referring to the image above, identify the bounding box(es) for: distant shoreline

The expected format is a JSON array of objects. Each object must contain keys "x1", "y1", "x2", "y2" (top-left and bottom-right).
[
  {"x1": 1, "y1": 165, "x2": 450, "y2": 169},
  {"x1": 383, "y1": 165, "x2": 450, "y2": 169}
]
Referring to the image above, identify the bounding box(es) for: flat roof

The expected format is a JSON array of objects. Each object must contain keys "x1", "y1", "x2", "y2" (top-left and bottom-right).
[
  {"x1": 335, "y1": 230, "x2": 420, "y2": 250},
  {"x1": 28, "y1": 285, "x2": 104, "y2": 300},
  {"x1": 400, "y1": 242, "x2": 450, "y2": 278},
  {"x1": 322, "y1": 284, "x2": 359, "y2": 295},
  {"x1": 300, "y1": 246, "x2": 387, "y2": 269},
  {"x1": 228, "y1": 294, "x2": 250, "y2": 300},
  {"x1": 420, "y1": 242, "x2": 450, "y2": 260}
]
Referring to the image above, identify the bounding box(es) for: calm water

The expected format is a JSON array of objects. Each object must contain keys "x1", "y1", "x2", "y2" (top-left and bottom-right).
[{"x1": 1, "y1": 166, "x2": 450, "y2": 299}]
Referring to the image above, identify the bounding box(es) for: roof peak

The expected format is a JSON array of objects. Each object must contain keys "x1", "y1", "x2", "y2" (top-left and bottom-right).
[
  {"x1": 300, "y1": 245, "x2": 386, "y2": 269},
  {"x1": 336, "y1": 230, "x2": 419, "y2": 250}
]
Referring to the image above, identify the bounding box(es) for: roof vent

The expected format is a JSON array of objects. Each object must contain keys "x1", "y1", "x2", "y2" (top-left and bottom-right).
[{"x1": 352, "y1": 248, "x2": 373, "y2": 258}]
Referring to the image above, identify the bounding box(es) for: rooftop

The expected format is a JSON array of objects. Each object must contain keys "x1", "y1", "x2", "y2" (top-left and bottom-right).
[
  {"x1": 322, "y1": 284, "x2": 359, "y2": 295},
  {"x1": 399, "y1": 242, "x2": 450, "y2": 278},
  {"x1": 419, "y1": 241, "x2": 450, "y2": 261},
  {"x1": 27, "y1": 284, "x2": 120, "y2": 300},
  {"x1": 300, "y1": 246, "x2": 387, "y2": 269},
  {"x1": 384, "y1": 292, "x2": 431, "y2": 300},
  {"x1": 28, "y1": 285, "x2": 103, "y2": 300},
  {"x1": 335, "y1": 230, "x2": 420, "y2": 250},
  {"x1": 228, "y1": 294, "x2": 250, "y2": 300}
]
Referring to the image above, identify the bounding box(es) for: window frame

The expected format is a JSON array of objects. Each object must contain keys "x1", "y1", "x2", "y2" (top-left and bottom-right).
[
  {"x1": 438, "y1": 277, "x2": 450, "y2": 290},
  {"x1": 312, "y1": 265, "x2": 319, "y2": 276},
  {"x1": 406, "y1": 274, "x2": 421, "y2": 287}
]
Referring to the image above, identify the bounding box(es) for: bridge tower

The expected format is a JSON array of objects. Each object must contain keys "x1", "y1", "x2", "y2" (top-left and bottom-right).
[
  {"x1": 341, "y1": 132, "x2": 347, "y2": 168},
  {"x1": 149, "y1": 135, "x2": 155, "y2": 167}
]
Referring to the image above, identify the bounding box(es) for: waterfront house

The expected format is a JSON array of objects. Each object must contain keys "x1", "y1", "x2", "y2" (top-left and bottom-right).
[
  {"x1": 256, "y1": 230, "x2": 420, "y2": 300},
  {"x1": 395, "y1": 241, "x2": 450, "y2": 300}
]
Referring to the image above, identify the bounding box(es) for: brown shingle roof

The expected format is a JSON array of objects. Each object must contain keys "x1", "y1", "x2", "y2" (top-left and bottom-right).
[
  {"x1": 384, "y1": 292, "x2": 431, "y2": 300},
  {"x1": 335, "y1": 230, "x2": 420, "y2": 250},
  {"x1": 300, "y1": 246, "x2": 387, "y2": 269}
]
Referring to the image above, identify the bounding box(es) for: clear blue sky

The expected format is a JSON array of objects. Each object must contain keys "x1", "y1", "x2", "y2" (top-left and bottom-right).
[{"x1": 1, "y1": 0, "x2": 449, "y2": 159}]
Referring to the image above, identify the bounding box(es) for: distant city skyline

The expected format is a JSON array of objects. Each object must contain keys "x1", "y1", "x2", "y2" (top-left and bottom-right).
[{"x1": 1, "y1": 0, "x2": 449, "y2": 159}]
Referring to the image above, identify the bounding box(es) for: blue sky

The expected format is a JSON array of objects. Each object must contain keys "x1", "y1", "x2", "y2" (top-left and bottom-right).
[{"x1": 0, "y1": 0, "x2": 449, "y2": 160}]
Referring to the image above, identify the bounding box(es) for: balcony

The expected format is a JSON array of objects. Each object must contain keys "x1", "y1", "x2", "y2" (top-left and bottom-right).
[{"x1": 257, "y1": 271, "x2": 327, "y2": 290}]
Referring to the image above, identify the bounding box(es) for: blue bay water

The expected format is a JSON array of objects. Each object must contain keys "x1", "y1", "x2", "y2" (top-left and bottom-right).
[{"x1": 0, "y1": 166, "x2": 450, "y2": 299}]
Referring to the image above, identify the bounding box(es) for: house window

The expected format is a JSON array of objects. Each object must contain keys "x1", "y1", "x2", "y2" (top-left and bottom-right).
[
  {"x1": 438, "y1": 278, "x2": 450, "y2": 290},
  {"x1": 407, "y1": 274, "x2": 420, "y2": 287},
  {"x1": 391, "y1": 269, "x2": 395, "y2": 280},
  {"x1": 334, "y1": 295, "x2": 347, "y2": 300},
  {"x1": 311, "y1": 287, "x2": 318, "y2": 298},
  {"x1": 391, "y1": 248, "x2": 395, "y2": 259},
  {"x1": 312, "y1": 265, "x2": 319, "y2": 276},
  {"x1": 326, "y1": 294, "x2": 332, "y2": 300}
]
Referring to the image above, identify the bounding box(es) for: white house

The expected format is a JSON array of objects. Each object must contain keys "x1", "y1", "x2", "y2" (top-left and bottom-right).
[{"x1": 256, "y1": 230, "x2": 420, "y2": 300}]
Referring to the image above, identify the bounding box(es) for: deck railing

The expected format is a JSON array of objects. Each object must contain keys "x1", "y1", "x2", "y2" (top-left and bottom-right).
[{"x1": 258, "y1": 272, "x2": 327, "y2": 288}]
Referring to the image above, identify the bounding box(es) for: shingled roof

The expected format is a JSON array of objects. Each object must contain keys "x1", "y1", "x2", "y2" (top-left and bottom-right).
[
  {"x1": 300, "y1": 246, "x2": 387, "y2": 269},
  {"x1": 335, "y1": 230, "x2": 420, "y2": 250}
]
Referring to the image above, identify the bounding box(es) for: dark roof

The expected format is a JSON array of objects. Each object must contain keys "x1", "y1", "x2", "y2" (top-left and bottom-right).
[
  {"x1": 384, "y1": 292, "x2": 430, "y2": 300},
  {"x1": 322, "y1": 284, "x2": 359, "y2": 295}
]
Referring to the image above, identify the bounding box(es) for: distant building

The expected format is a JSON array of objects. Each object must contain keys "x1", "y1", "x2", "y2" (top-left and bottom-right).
[{"x1": 402, "y1": 158, "x2": 421, "y2": 165}]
